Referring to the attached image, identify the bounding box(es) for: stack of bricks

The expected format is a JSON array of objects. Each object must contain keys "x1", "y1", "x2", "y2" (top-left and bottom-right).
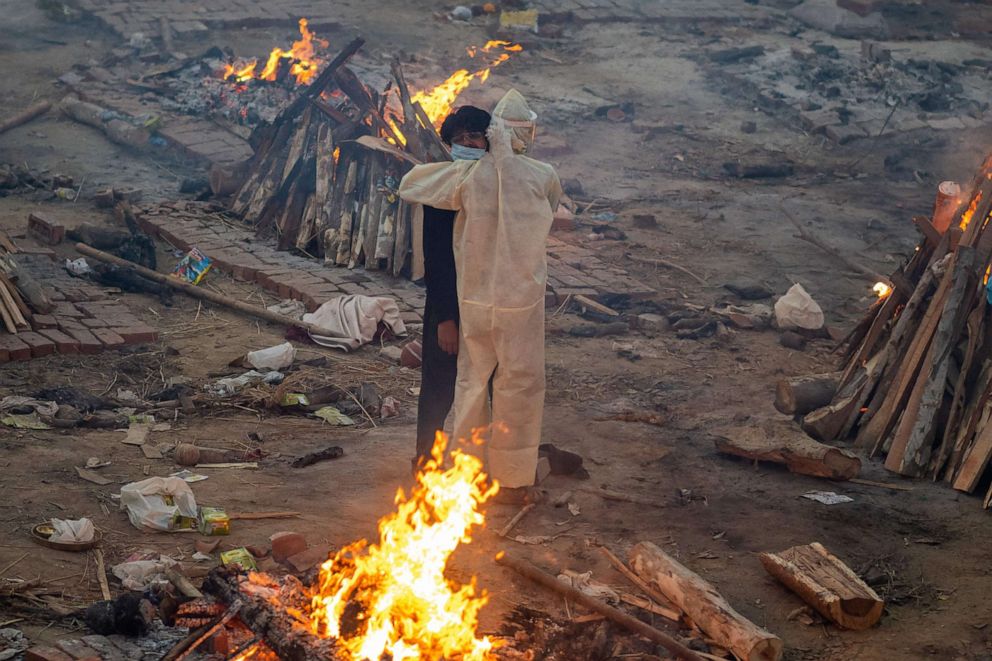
[
  {"x1": 0, "y1": 255, "x2": 159, "y2": 364},
  {"x1": 136, "y1": 202, "x2": 653, "y2": 314}
]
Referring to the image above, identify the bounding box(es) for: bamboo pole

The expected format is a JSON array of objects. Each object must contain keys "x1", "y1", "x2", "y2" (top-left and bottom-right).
[{"x1": 74, "y1": 243, "x2": 341, "y2": 338}]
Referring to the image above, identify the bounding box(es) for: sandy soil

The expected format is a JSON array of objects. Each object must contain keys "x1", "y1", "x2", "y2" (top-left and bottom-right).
[{"x1": 3, "y1": 1, "x2": 992, "y2": 660}]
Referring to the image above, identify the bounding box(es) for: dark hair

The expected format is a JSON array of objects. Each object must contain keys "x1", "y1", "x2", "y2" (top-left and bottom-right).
[{"x1": 439, "y1": 105, "x2": 491, "y2": 146}]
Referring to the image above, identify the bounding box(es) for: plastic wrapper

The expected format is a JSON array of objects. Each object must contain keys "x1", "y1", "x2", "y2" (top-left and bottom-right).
[{"x1": 120, "y1": 477, "x2": 198, "y2": 532}]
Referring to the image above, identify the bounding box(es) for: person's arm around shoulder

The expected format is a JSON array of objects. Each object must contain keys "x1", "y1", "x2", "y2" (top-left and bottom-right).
[{"x1": 398, "y1": 161, "x2": 471, "y2": 211}]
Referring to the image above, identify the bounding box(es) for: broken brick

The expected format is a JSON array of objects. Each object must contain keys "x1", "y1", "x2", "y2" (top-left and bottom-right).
[
  {"x1": 39, "y1": 329, "x2": 80, "y2": 354},
  {"x1": 67, "y1": 329, "x2": 103, "y2": 354},
  {"x1": 92, "y1": 328, "x2": 125, "y2": 348},
  {"x1": 18, "y1": 331, "x2": 56, "y2": 358},
  {"x1": 24, "y1": 647, "x2": 74, "y2": 661},
  {"x1": 55, "y1": 639, "x2": 102, "y2": 661},
  {"x1": 27, "y1": 213, "x2": 66, "y2": 245},
  {"x1": 270, "y1": 531, "x2": 307, "y2": 563},
  {"x1": 113, "y1": 326, "x2": 159, "y2": 344},
  {"x1": 31, "y1": 314, "x2": 57, "y2": 329},
  {"x1": 0, "y1": 335, "x2": 32, "y2": 361},
  {"x1": 285, "y1": 547, "x2": 330, "y2": 573}
]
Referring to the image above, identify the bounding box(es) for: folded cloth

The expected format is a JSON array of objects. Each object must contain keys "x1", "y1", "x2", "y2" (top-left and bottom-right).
[{"x1": 303, "y1": 295, "x2": 407, "y2": 351}]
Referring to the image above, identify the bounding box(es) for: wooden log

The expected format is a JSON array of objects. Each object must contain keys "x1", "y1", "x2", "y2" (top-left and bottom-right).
[
  {"x1": 0, "y1": 100, "x2": 52, "y2": 136},
  {"x1": 713, "y1": 421, "x2": 860, "y2": 480},
  {"x1": 886, "y1": 246, "x2": 975, "y2": 475},
  {"x1": 392, "y1": 201, "x2": 411, "y2": 277},
  {"x1": 0, "y1": 272, "x2": 31, "y2": 322},
  {"x1": 494, "y1": 551, "x2": 703, "y2": 661},
  {"x1": 334, "y1": 157, "x2": 359, "y2": 265},
  {"x1": 60, "y1": 96, "x2": 151, "y2": 150},
  {"x1": 801, "y1": 394, "x2": 860, "y2": 445},
  {"x1": 313, "y1": 120, "x2": 336, "y2": 249},
  {"x1": 629, "y1": 541, "x2": 783, "y2": 661},
  {"x1": 913, "y1": 216, "x2": 941, "y2": 249},
  {"x1": 758, "y1": 542, "x2": 883, "y2": 631},
  {"x1": 75, "y1": 243, "x2": 340, "y2": 338},
  {"x1": 202, "y1": 568, "x2": 342, "y2": 661},
  {"x1": 952, "y1": 407, "x2": 992, "y2": 492},
  {"x1": 361, "y1": 156, "x2": 385, "y2": 269},
  {"x1": 1, "y1": 255, "x2": 54, "y2": 313},
  {"x1": 948, "y1": 370, "x2": 992, "y2": 481},
  {"x1": 859, "y1": 251, "x2": 957, "y2": 454},
  {"x1": 0, "y1": 292, "x2": 17, "y2": 333},
  {"x1": 774, "y1": 373, "x2": 840, "y2": 416},
  {"x1": 164, "y1": 568, "x2": 203, "y2": 599}
]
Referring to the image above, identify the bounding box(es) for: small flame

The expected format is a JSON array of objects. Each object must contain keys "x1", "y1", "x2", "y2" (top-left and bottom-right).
[
  {"x1": 411, "y1": 40, "x2": 522, "y2": 129},
  {"x1": 310, "y1": 432, "x2": 499, "y2": 660},
  {"x1": 873, "y1": 282, "x2": 892, "y2": 298},
  {"x1": 223, "y1": 18, "x2": 328, "y2": 86},
  {"x1": 960, "y1": 192, "x2": 982, "y2": 231}
]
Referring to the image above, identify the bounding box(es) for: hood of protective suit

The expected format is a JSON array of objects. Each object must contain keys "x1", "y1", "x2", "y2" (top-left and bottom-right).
[{"x1": 491, "y1": 89, "x2": 537, "y2": 154}]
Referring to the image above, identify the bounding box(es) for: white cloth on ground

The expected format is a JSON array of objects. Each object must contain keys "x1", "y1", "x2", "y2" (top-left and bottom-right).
[{"x1": 302, "y1": 294, "x2": 407, "y2": 351}]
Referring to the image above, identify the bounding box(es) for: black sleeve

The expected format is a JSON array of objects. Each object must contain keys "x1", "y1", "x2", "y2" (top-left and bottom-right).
[{"x1": 422, "y1": 205, "x2": 459, "y2": 323}]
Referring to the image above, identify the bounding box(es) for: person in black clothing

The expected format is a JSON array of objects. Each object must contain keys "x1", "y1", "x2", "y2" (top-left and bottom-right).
[{"x1": 415, "y1": 105, "x2": 492, "y2": 466}]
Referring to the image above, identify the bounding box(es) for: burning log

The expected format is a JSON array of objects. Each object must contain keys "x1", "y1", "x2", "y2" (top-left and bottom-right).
[
  {"x1": 629, "y1": 542, "x2": 784, "y2": 661},
  {"x1": 202, "y1": 568, "x2": 342, "y2": 661}
]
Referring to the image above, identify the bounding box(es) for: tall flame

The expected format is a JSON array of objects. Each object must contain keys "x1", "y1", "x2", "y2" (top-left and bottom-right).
[
  {"x1": 411, "y1": 40, "x2": 522, "y2": 128},
  {"x1": 310, "y1": 432, "x2": 499, "y2": 660},
  {"x1": 223, "y1": 18, "x2": 328, "y2": 85}
]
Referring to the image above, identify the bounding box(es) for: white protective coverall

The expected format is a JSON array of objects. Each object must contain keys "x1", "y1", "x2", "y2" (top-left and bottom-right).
[{"x1": 399, "y1": 90, "x2": 562, "y2": 487}]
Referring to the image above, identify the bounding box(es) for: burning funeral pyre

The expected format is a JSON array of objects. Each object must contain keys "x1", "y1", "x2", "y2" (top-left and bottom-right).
[
  {"x1": 789, "y1": 154, "x2": 992, "y2": 505},
  {"x1": 199, "y1": 433, "x2": 501, "y2": 661}
]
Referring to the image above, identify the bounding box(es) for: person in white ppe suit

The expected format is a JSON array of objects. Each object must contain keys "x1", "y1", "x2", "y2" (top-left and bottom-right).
[{"x1": 399, "y1": 89, "x2": 562, "y2": 503}]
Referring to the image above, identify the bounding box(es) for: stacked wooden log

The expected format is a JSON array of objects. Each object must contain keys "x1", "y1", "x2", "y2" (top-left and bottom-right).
[
  {"x1": 0, "y1": 249, "x2": 51, "y2": 335},
  {"x1": 788, "y1": 153, "x2": 992, "y2": 503},
  {"x1": 228, "y1": 38, "x2": 450, "y2": 277}
]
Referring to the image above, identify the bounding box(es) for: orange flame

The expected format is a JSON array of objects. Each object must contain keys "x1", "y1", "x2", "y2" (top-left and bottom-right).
[
  {"x1": 873, "y1": 282, "x2": 892, "y2": 299},
  {"x1": 310, "y1": 432, "x2": 499, "y2": 660},
  {"x1": 960, "y1": 192, "x2": 982, "y2": 231},
  {"x1": 411, "y1": 40, "x2": 522, "y2": 129},
  {"x1": 223, "y1": 18, "x2": 328, "y2": 85}
]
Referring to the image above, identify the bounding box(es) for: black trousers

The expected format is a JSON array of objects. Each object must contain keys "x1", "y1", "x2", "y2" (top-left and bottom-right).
[{"x1": 415, "y1": 300, "x2": 458, "y2": 461}]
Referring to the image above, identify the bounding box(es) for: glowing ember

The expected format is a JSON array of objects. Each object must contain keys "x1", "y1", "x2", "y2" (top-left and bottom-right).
[
  {"x1": 310, "y1": 432, "x2": 499, "y2": 660},
  {"x1": 411, "y1": 40, "x2": 523, "y2": 128},
  {"x1": 872, "y1": 282, "x2": 892, "y2": 298},
  {"x1": 223, "y1": 18, "x2": 328, "y2": 86}
]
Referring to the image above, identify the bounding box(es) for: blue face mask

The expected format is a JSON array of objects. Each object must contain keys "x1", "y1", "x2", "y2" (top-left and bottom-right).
[{"x1": 450, "y1": 144, "x2": 486, "y2": 161}]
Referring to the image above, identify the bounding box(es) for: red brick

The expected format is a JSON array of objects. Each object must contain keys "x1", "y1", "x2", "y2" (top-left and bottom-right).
[
  {"x1": 270, "y1": 531, "x2": 307, "y2": 563},
  {"x1": 27, "y1": 213, "x2": 65, "y2": 245},
  {"x1": 55, "y1": 639, "x2": 102, "y2": 661},
  {"x1": 113, "y1": 326, "x2": 159, "y2": 344},
  {"x1": 837, "y1": 0, "x2": 877, "y2": 16},
  {"x1": 0, "y1": 335, "x2": 31, "y2": 361},
  {"x1": 25, "y1": 646, "x2": 74, "y2": 661},
  {"x1": 51, "y1": 302, "x2": 84, "y2": 317},
  {"x1": 56, "y1": 317, "x2": 85, "y2": 331},
  {"x1": 39, "y1": 329, "x2": 80, "y2": 354},
  {"x1": 62, "y1": 289, "x2": 91, "y2": 303},
  {"x1": 81, "y1": 318, "x2": 108, "y2": 328},
  {"x1": 31, "y1": 314, "x2": 57, "y2": 329},
  {"x1": 18, "y1": 331, "x2": 56, "y2": 357},
  {"x1": 92, "y1": 328, "x2": 125, "y2": 348},
  {"x1": 67, "y1": 329, "x2": 102, "y2": 354}
]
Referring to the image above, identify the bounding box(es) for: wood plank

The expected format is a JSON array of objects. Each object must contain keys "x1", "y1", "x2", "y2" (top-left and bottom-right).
[
  {"x1": 953, "y1": 408, "x2": 992, "y2": 492},
  {"x1": 886, "y1": 246, "x2": 974, "y2": 475}
]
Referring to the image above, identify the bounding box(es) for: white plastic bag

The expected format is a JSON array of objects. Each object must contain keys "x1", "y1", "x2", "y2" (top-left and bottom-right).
[
  {"x1": 112, "y1": 556, "x2": 177, "y2": 590},
  {"x1": 49, "y1": 517, "x2": 95, "y2": 543},
  {"x1": 120, "y1": 477, "x2": 197, "y2": 532},
  {"x1": 247, "y1": 342, "x2": 296, "y2": 371},
  {"x1": 774, "y1": 283, "x2": 824, "y2": 330}
]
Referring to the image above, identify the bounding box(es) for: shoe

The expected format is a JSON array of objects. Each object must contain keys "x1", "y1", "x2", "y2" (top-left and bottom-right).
[{"x1": 492, "y1": 485, "x2": 545, "y2": 506}]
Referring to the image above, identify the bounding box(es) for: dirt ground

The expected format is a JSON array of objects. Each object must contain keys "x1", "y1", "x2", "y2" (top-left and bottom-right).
[{"x1": 3, "y1": 1, "x2": 992, "y2": 660}]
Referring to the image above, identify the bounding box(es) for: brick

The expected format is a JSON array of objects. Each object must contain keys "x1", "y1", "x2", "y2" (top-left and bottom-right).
[
  {"x1": 82, "y1": 317, "x2": 108, "y2": 328},
  {"x1": 18, "y1": 331, "x2": 56, "y2": 357},
  {"x1": 270, "y1": 531, "x2": 307, "y2": 563},
  {"x1": 55, "y1": 317, "x2": 85, "y2": 331},
  {"x1": 825, "y1": 123, "x2": 868, "y2": 144},
  {"x1": 55, "y1": 639, "x2": 102, "y2": 661},
  {"x1": 79, "y1": 635, "x2": 126, "y2": 661},
  {"x1": 27, "y1": 213, "x2": 66, "y2": 245},
  {"x1": 285, "y1": 546, "x2": 330, "y2": 573},
  {"x1": 52, "y1": 302, "x2": 84, "y2": 317},
  {"x1": 25, "y1": 647, "x2": 74, "y2": 661},
  {"x1": 113, "y1": 325, "x2": 159, "y2": 344},
  {"x1": 92, "y1": 328, "x2": 125, "y2": 348},
  {"x1": 39, "y1": 329, "x2": 81, "y2": 354},
  {"x1": 31, "y1": 314, "x2": 57, "y2": 328},
  {"x1": 837, "y1": 0, "x2": 877, "y2": 16},
  {"x1": 0, "y1": 335, "x2": 32, "y2": 361},
  {"x1": 67, "y1": 329, "x2": 103, "y2": 354}
]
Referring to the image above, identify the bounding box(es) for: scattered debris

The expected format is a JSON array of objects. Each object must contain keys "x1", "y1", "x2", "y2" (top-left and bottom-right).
[
  {"x1": 802, "y1": 491, "x2": 854, "y2": 505},
  {"x1": 291, "y1": 445, "x2": 344, "y2": 468}
]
